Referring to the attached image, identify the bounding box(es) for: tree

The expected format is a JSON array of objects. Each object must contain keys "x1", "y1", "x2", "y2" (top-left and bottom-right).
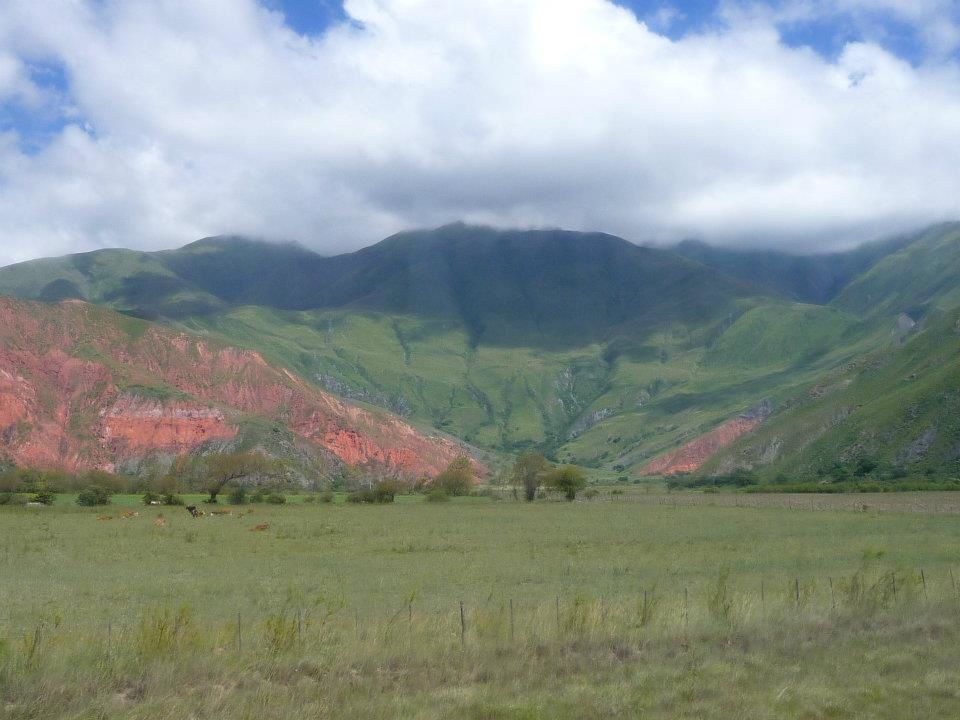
[
  {"x1": 432, "y1": 456, "x2": 474, "y2": 496},
  {"x1": 511, "y1": 453, "x2": 549, "y2": 501},
  {"x1": 203, "y1": 452, "x2": 268, "y2": 503},
  {"x1": 545, "y1": 465, "x2": 587, "y2": 501}
]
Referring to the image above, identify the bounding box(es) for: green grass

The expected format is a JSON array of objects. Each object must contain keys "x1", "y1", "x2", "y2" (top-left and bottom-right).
[{"x1": 3, "y1": 497, "x2": 960, "y2": 718}]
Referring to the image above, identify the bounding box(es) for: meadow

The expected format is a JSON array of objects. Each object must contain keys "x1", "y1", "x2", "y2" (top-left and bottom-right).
[{"x1": 2, "y1": 493, "x2": 960, "y2": 718}]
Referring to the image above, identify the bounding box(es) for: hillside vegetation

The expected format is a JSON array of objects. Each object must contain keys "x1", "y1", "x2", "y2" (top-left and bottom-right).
[{"x1": 2, "y1": 222, "x2": 960, "y2": 482}]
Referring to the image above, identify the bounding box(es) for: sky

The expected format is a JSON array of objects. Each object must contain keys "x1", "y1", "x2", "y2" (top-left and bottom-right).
[{"x1": 0, "y1": 1, "x2": 959, "y2": 265}]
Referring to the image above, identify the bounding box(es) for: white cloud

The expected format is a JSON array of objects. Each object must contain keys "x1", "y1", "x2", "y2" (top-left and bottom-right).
[{"x1": 0, "y1": 0, "x2": 959, "y2": 265}]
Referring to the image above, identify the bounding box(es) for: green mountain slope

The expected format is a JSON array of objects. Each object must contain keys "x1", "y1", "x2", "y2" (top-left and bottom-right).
[
  {"x1": 674, "y1": 233, "x2": 912, "y2": 304},
  {"x1": 701, "y1": 305, "x2": 960, "y2": 484},
  {"x1": 834, "y1": 222, "x2": 960, "y2": 319},
  {"x1": 0, "y1": 225, "x2": 759, "y2": 347},
  {"x1": 2, "y1": 222, "x2": 959, "y2": 480}
]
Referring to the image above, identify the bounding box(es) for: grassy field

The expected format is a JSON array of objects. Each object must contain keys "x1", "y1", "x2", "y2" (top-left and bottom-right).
[{"x1": 3, "y1": 495, "x2": 960, "y2": 718}]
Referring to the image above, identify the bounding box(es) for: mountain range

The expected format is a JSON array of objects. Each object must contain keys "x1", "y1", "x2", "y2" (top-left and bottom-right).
[{"x1": 1, "y1": 221, "x2": 959, "y2": 485}]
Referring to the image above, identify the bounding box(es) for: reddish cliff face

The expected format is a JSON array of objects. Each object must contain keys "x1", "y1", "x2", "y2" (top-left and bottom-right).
[
  {"x1": 0, "y1": 297, "x2": 476, "y2": 477},
  {"x1": 99, "y1": 395, "x2": 238, "y2": 456},
  {"x1": 640, "y1": 416, "x2": 762, "y2": 476}
]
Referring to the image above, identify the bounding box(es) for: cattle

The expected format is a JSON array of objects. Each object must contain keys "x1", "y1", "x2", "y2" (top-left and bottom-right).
[
  {"x1": 250, "y1": 522, "x2": 269, "y2": 532},
  {"x1": 120, "y1": 511, "x2": 139, "y2": 519},
  {"x1": 185, "y1": 505, "x2": 204, "y2": 518},
  {"x1": 154, "y1": 514, "x2": 167, "y2": 528},
  {"x1": 97, "y1": 515, "x2": 112, "y2": 521}
]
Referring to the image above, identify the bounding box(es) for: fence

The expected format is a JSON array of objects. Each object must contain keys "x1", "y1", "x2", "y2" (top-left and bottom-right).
[{"x1": 3, "y1": 565, "x2": 957, "y2": 675}]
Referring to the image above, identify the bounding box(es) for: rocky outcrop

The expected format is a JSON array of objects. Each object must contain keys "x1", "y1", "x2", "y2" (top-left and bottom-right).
[
  {"x1": 568, "y1": 408, "x2": 613, "y2": 439},
  {"x1": 99, "y1": 395, "x2": 238, "y2": 455},
  {"x1": 0, "y1": 296, "x2": 477, "y2": 477},
  {"x1": 640, "y1": 413, "x2": 765, "y2": 476}
]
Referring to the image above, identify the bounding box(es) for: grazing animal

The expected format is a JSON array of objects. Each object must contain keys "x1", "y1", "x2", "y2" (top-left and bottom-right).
[
  {"x1": 120, "y1": 511, "x2": 139, "y2": 519},
  {"x1": 97, "y1": 515, "x2": 112, "y2": 521},
  {"x1": 250, "y1": 522, "x2": 269, "y2": 532},
  {"x1": 154, "y1": 515, "x2": 167, "y2": 528},
  {"x1": 211, "y1": 508, "x2": 232, "y2": 516},
  {"x1": 149, "y1": 500, "x2": 162, "y2": 506},
  {"x1": 185, "y1": 505, "x2": 202, "y2": 518}
]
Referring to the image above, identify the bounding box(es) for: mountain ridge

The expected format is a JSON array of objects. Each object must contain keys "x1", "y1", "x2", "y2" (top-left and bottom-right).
[{"x1": 2, "y1": 222, "x2": 959, "y2": 483}]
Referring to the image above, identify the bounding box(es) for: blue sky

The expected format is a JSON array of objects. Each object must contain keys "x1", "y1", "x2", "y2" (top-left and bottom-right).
[
  {"x1": 264, "y1": 0, "x2": 953, "y2": 64},
  {"x1": 0, "y1": 0, "x2": 959, "y2": 263}
]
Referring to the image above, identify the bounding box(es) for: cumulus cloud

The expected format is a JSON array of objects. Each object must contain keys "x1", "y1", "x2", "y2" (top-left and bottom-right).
[{"x1": 0, "y1": 0, "x2": 959, "y2": 265}]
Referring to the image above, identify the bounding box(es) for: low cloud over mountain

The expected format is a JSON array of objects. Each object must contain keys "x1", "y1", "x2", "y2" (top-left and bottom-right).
[{"x1": 1, "y1": 0, "x2": 960, "y2": 264}]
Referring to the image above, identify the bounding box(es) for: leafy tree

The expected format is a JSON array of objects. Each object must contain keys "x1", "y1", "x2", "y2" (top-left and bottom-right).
[
  {"x1": 432, "y1": 456, "x2": 474, "y2": 496},
  {"x1": 545, "y1": 465, "x2": 587, "y2": 501},
  {"x1": 511, "y1": 453, "x2": 549, "y2": 501},
  {"x1": 203, "y1": 452, "x2": 268, "y2": 503}
]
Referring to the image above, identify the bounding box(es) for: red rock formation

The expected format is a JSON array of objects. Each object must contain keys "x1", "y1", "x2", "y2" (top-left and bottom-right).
[
  {"x1": 640, "y1": 416, "x2": 762, "y2": 476},
  {"x1": 0, "y1": 297, "x2": 477, "y2": 477},
  {"x1": 99, "y1": 395, "x2": 238, "y2": 455}
]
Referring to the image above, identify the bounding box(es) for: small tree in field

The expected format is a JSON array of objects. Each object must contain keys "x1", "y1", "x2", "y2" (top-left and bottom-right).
[
  {"x1": 511, "y1": 453, "x2": 549, "y2": 501},
  {"x1": 545, "y1": 465, "x2": 587, "y2": 501},
  {"x1": 432, "y1": 456, "x2": 474, "y2": 496},
  {"x1": 203, "y1": 452, "x2": 268, "y2": 503}
]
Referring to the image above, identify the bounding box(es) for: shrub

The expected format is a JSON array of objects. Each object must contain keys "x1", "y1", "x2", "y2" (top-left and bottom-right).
[
  {"x1": 302, "y1": 494, "x2": 317, "y2": 504},
  {"x1": 425, "y1": 488, "x2": 450, "y2": 503},
  {"x1": 583, "y1": 488, "x2": 599, "y2": 500},
  {"x1": 432, "y1": 457, "x2": 474, "y2": 496},
  {"x1": 348, "y1": 481, "x2": 397, "y2": 504},
  {"x1": 228, "y1": 486, "x2": 248, "y2": 505},
  {"x1": 162, "y1": 492, "x2": 185, "y2": 506},
  {"x1": 265, "y1": 492, "x2": 286, "y2": 505},
  {"x1": 142, "y1": 490, "x2": 160, "y2": 505},
  {"x1": 250, "y1": 489, "x2": 268, "y2": 503},
  {"x1": 319, "y1": 490, "x2": 334, "y2": 504},
  {"x1": 31, "y1": 489, "x2": 56, "y2": 506},
  {"x1": 0, "y1": 492, "x2": 27, "y2": 506},
  {"x1": 76, "y1": 486, "x2": 112, "y2": 507},
  {"x1": 544, "y1": 465, "x2": 587, "y2": 501}
]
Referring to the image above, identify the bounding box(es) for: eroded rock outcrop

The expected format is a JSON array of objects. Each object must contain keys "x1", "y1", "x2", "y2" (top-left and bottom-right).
[
  {"x1": 639, "y1": 401, "x2": 772, "y2": 476},
  {"x1": 0, "y1": 297, "x2": 476, "y2": 477}
]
